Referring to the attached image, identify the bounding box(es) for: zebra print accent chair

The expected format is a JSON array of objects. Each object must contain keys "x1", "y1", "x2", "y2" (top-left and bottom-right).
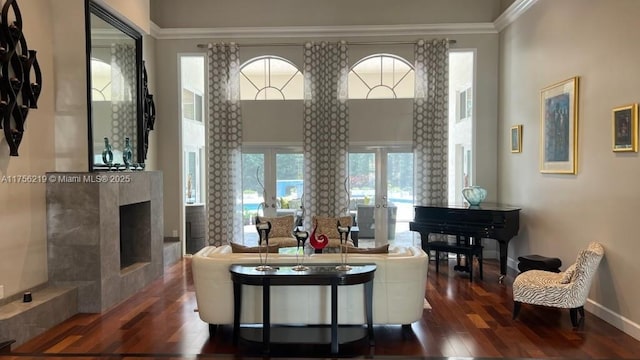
[{"x1": 512, "y1": 242, "x2": 604, "y2": 328}]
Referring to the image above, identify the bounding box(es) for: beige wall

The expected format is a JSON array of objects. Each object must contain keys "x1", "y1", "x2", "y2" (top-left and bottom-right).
[
  {"x1": 499, "y1": 0, "x2": 640, "y2": 338},
  {"x1": 0, "y1": 0, "x2": 152, "y2": 301},
  {"x1": 0, "y1": 0, "x2": 56, "y2": 300},
  {"x1": 150, "y1": 0, "x2": 502, "y2": 28},
  {"x1": 97, "y1": 0, "x2": 151, "y2": 34}
]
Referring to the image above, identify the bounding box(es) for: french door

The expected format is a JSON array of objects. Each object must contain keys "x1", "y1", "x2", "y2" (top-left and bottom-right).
[
  {"x1": 241, "y1": 147, "x2": 304, "y2": 244},
  {"x1": 349, "y1": 146, "x2": 414, "y2": 246}
]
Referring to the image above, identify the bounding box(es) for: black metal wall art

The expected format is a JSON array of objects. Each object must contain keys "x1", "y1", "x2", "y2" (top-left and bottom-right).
[
  {"x1": 0, "y1": 0, "x2": 41, "y2": 156},
  {"x1": 141, "y1": 61, "x2": 155, "y2": 160}
]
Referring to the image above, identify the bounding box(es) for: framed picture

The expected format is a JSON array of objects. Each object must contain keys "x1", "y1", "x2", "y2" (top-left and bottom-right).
[
  {"x1": 540, "y1": 76, "x2": 579, "y2": 174},
  {"x1": 511, "y1": 125, "x2": 522, "y2": 153},
  {"x1": 612, "y1": 104, "x2": 638, "y2": 152}
]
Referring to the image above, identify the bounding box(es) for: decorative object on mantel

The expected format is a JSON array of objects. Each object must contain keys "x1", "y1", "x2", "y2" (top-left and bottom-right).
[
  {"x1": 101, "y1": 137, "x2": 113, "y2": 166},
  {"x1": 123, "y1": 137, "x2": 133, "y2": 170},
  {"x1": 0, "y1": 0, "x2": 42, "y2": 156},
  {"x1": 141, "y1": 61, "x2": 155, "y2": 160},
  {"x1": 462, "y1": 185, "x2": 487, "y2": 206}
]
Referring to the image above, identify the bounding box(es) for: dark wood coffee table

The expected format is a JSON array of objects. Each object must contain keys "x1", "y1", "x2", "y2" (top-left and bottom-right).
[{"x1": 229, "y1": 263, "x2": 376, "y2": 354}]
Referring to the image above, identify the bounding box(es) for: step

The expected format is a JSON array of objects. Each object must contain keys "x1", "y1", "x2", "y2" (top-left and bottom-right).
[
  {"x1": 0, "y1": 286, "x2": 77, "y2": 348},
  {"x1": 163, "y1": 237, "x2": 181, "y2": 269}
]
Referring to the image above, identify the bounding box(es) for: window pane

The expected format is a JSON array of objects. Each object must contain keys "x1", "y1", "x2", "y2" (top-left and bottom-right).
[
  {"x1": 195, "y1": 94, "x2": 203, "y2": 122},
  {"x1": 387, "y1": 152, "x2": 414, "y2": 242},
  {"x1": 348, "y1": 72, "x2": 371, "y2": 99},
  {"x1": 448, "y1": 51, "x2": 474, "y2": 204},
  {"x1": 368, "y1": 86, "x2": 396, "y2": 99},
  {"x1": 240, "y1": 56, "x2": 303, "y2": 100},
  {"x1": 281, "y1": 73, "x2": 304, "y2": 100},
  {"x1": 275, "y1": 153, "x2": 304, "y2": 223},
  {"x1": 182, "y1": 88, "x2": 195, "y2": 120},
  {"x1": 349, "y1": 54, "x2": 414, "y2": 99},
  {"x1": 395, "y1": 71, "x2": 415, "y2": 98}
]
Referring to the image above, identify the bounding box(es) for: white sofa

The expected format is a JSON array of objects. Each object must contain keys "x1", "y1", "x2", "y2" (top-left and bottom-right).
[{"x1": 192, "y1": 245, "x2": 428, "y2": 334}]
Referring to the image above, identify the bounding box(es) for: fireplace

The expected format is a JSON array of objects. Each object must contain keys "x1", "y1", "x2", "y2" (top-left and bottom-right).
[
  {"x1": 119, "y1": 201, "x2": 151, "y2": 270},
  {"x1": 47, "y1": 171, "x2": 163, "y2": 313}
]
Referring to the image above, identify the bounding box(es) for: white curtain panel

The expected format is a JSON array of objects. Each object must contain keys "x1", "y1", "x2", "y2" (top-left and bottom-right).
[
  {"x1": 206, "y1": 43, "x2": 243, "y2": 246},
  {"x1": 302, "y1": 41, "x2": 350, "y2": 227},
  {"x1": 110, "y1": 43, "x2": 137, "y2": 159},
  {"x1": 413, "y1": 39, "x2": 449, "y2": 206}
]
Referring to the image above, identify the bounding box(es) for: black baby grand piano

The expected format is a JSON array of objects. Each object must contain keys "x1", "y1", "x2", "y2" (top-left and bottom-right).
[{"x1": 410, "y1": 204, "x2": 521, "y2": 281}]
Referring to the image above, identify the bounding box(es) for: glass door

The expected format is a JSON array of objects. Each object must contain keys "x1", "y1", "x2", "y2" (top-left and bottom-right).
[
  {"x1": 241, "y1": 148, "x2": 303, "y2": 244},
  {"x1": 349, "y1": 147, "x2": 414, "y2": 246}
]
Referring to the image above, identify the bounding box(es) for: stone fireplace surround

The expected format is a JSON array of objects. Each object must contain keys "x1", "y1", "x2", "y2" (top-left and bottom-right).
[{"x1": 46, "y1": 171, "x2": 163, "y2": 313}]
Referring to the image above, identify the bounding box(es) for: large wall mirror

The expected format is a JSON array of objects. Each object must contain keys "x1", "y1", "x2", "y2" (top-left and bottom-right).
[{"x1": 85, "y1": 1, "x2": 144, "y2": 171}]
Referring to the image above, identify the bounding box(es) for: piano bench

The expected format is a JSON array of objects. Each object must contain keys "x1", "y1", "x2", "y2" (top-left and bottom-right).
[{"x1": 424, "y1": 240, "x2": 483, "y2": 282}]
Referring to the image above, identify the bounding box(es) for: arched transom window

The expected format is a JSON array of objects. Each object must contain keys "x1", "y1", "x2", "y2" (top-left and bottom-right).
[
  {"x1": 348, "y1": 54, "x2": 414, "y2": 99},
  {"x1": 240, "y1": 56, "x2": 303, "y2": 100}
]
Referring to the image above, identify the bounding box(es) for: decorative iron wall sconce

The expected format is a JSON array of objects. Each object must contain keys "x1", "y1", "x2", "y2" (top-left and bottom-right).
[
  {"x1": 0, "y1": 0, "x2": 42, "y2": 156},
  {"x1": 142, "y1": 61, "x2": 155, "y2": 160}
]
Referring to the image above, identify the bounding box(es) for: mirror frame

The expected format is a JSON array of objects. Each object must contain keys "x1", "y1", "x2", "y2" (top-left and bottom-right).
[{"x1": 85, "y1": 0, "x2": 144, "y2": 171}]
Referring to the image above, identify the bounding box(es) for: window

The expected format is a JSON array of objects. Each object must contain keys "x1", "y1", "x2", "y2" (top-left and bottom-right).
[
  {"x1": 90, "y1": 58, "x2": 112, "y2": 101},
  {"x1": 456, "y1": 86, "x2": 472, "y2": 122},
  {"x1": 182, "y1": 88, "x2": 203, "y2": 122},
  {"x1": 240, "y1": 56, "x2": 303, "y2": 100},
  {"x1": 184, "y1": 148, "x2": 204, "y2": 204},
  {"x1": 348, "y1": 54, "x2": 414, "y2": 99},
  {"x1": 448, "y1": 51, "x2": 475, "y2": 204}
]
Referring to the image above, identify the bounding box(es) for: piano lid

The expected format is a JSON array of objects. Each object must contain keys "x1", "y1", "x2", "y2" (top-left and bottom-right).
[{"x1": 413, "y1": 203, "x2": 521, "y2": 212}]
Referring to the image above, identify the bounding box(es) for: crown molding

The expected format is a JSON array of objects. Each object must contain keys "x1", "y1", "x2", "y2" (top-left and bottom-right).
[
  {"x1": 149, "y1": 22, "x2": 497, "y2": 40},
  {"x1": 494, "y1": 0, "x2": 539, "y2": 32}
]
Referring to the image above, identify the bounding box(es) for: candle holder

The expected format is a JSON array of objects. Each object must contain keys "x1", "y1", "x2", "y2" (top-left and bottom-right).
[
  {"x1": 292, "y1": 227, "x2": 309, "y2": 271},
  {"x1": 335, "y1": 221, "x2": 351, "y2": 271},
  {"x1": 255, "y1": 220, "x2": 273, "y2": 271}
]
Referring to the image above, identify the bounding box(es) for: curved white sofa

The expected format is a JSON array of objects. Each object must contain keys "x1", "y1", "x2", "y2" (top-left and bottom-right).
[{"x1": 192, "y1": 245, "x2": 428, "y2": 333}]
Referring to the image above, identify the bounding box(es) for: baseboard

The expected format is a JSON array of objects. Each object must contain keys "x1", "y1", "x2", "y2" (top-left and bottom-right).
[
  {"x1": 506, "y1": 257, "x2": 640, "y2": 342},
  {"x1": 585, "y1": 299, "x2": 640, "y2": 341}
]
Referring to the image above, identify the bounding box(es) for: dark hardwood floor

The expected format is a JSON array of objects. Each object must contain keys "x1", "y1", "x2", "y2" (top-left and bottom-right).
[{"x1": 6, "y1": 255, "x2": 640, "y2": 359}]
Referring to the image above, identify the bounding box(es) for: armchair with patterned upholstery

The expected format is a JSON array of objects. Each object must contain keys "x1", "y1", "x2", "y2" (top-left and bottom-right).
[
  {"x1": 312, "y1": 215, "x2": 355, "y2": 248},
  {"x1": 256, "y1": 215, "x2": 297, "y2": 248},
  {"x1": 512, "y1": 242, "x2": 605, "y2": 328}
]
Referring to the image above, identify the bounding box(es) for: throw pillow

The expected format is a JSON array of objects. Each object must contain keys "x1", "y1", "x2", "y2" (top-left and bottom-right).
[
  {"x1": 230, "y1": 242, "x2": 279, "y2": 253},
  {"x1": 559, "y1": 263, "x2": 576, "y2": 284},
  {"x1": 342, "y1": 244, "x2": 389, "y2": 254},
  {"x1": 313, "y1": 215, "x2": 352, "y2": 239},
  {"x1": 257, "y1": 215, "x2": 295, "y2": 238}
]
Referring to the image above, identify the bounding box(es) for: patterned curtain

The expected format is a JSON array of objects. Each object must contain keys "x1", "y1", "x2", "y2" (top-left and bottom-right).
[
  {"x1": 111, "y1": 43, "x2": 137, "y2": 159},
  {"x1": 302, "y1": 41, "x2": 349, "y2": 226},
  {"x1": 206, "y1": 43, "x2": 243, "y2": 246},
  {"x1": 413, "y1": 39, "x2": 449, "y2": 206}
]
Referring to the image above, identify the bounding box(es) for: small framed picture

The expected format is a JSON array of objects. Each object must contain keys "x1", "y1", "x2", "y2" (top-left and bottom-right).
[
  {"x1": 511, "y1": 125, "x2": 522, "y2": 153},
  {"x1": 612, "y1": 104, "x2": 638, "y2": 152}
]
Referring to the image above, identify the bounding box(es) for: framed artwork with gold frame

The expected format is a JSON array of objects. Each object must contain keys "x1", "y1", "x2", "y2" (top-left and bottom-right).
[
  {"x1": 612, "y1": 104, "x2": 638, "y2": 152},
  {"x1": 540, "y1": 76, "x2": 579, "y2": 174},
  {"x1": 511, "y1": 125, "x2": 522, "y2": 153}
]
